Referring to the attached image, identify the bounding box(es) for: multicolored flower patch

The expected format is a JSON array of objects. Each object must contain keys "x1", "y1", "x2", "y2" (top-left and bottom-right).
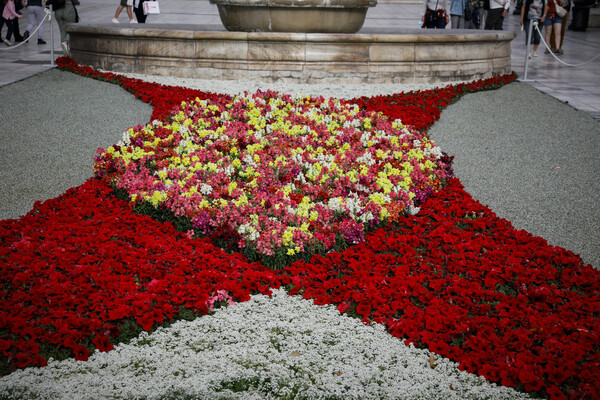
[{"x1": 94, "y1": 91, "x2": 453, "y2": 264}]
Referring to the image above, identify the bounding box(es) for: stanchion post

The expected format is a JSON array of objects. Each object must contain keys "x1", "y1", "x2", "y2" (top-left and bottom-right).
[
  {"x1": 48, "y1": 5, "x2": 55, "y2": 67},
  {"x1": 523, "y1": 19, "x2": 536, "y2": 81}
]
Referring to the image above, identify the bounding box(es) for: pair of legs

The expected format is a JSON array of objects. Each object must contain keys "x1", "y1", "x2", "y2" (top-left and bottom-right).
[
  {"x1": 550, "y1": 11, "x2": 567, "y2": 49},
  {"x1": 114, "y1": 0, "x2": 134, "y2": 22},
  {"x1": 451, "y1": 14, "x2": 465, "y2": 29},
  {"x1": 479, "y1": 9, "x2": 488, "y2": 29},
  {"x1": 524, "y1": 18, "x2": 541, "y2": 56},
  {"x1": 484, "y1": 7, "x2": 504, "y2": 29},
  {"x1": 3, "y1": 18, "x2": 17, "y2": 42},
  {"x1": 544, "y1": 16, "x2": 563, "y2": 52},
  {"x1": 25, "y1": 5, "x2": 45, "y2": 42},
  {"x1": 55, "y1": 5, "x2": 76, "y2": 55},
  {"x1": 134, "y1": 1, "x2": 147, "y2": 23}
]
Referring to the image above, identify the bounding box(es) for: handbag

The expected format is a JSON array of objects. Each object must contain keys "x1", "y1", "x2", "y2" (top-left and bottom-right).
[
  {"x1": 425, "y1": 0, "x2": 441, "y2": 25},
  {"x1": 143, "y1": 0, "x2": 159, "y2": 15},
  {"x1": 554, "y1": 0, "x2": 567, "y2": 17}
]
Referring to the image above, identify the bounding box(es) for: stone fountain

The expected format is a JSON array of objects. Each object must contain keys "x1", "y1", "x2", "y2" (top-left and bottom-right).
[{"x1": 66, "y1": 0, "x2": 515, "y2": 84}]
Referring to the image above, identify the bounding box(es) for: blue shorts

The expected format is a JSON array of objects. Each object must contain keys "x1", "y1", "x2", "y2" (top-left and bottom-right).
[{"x1": 544, "y1": 14, "x2": 563, "y2": 25}]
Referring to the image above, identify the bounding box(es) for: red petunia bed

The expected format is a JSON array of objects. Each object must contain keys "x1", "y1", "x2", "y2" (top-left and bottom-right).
[{"x1": 1, "y1": 58, "x2": 598, "y2": 400}]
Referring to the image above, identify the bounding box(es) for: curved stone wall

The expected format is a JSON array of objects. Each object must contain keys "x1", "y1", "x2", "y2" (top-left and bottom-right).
[{"x1": 66, "y1": 24, "x2": 516, "y2": 84}]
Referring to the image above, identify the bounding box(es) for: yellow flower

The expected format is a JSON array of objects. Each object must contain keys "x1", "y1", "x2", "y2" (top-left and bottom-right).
[{"x1": 228, "y1": 181, "x2": 237, "y2": 195}]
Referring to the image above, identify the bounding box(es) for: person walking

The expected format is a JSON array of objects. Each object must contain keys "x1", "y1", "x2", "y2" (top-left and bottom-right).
[
  {"x1": 422, "y1": 0, "x2": 450, "y2": 28},
  {"x1": 543, "y1": 0, "x2": 565, "y2": 54},
  {"x1": 112, "y1": 0, "x2": 136, "y2": 23},
  {"x1": 550, "y1": 0, "x2": 569, "y2": 52},
  {"x1": 45, "y1": 0, "x2": 78, "y2": 55},
  {"x1": 521, "y1": 0, "x2": 547, "y2": 58},
  {"x1": 484, "y1": 0, "x2": 510, "y2": 29},
  {"x1": 23, "y1": 0, "x2": 46, "y2": 44},
  {"x1": 2, "y1": 0, "x2": 24, "y2": 46},
  {"x1": 450, "y1": 0, "x2": 467, "y2": 28}
]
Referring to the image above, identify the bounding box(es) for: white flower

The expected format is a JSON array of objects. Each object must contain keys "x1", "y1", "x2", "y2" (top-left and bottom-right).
[
  {"x1": 0, "y1": 289, "x2": 532, "y2": 400},
  {"x1": 408, "y1": 205, "x2": 421, "y2": 215},
  {"x1": 199, "y1": 183, "x2": 213, "y2": 195}
]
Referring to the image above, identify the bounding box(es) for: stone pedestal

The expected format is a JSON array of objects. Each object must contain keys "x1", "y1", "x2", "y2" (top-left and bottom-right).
[{"x1": 210, "y1": 0, "x2": 377, "y2": 33}]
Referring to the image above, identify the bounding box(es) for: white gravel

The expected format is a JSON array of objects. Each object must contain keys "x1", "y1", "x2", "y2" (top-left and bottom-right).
[{"x1": 119, "y1": 72, "x2": 466, "y2": 99}]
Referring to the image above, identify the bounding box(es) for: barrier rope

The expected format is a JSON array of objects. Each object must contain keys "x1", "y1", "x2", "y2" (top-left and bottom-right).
[
  {"x1": 0, "y1": 7, "x2": 51, "y2": 51},
  {"x1": 533, "y1": 22, "x2": 600, "y2": 67}
]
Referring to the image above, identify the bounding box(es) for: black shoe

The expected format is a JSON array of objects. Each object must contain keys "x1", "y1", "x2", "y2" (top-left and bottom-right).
[
  {"x1": 37, "y1": 39, "x2": 46, "y2": 45},
  {"x1": 14, "y1": 36, "x2": 24, "y2": 42},
  {"x1": 23, "y1": 31, "x2": 29, "y2": 41}
]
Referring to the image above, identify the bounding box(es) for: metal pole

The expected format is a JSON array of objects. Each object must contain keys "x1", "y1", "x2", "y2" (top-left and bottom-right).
[
  {"x1": 522, "y1": 19, "x2": 536, "y2": 82},
  {"x1": 46, "y1": 5, "x2": 55, "y2": 67}
]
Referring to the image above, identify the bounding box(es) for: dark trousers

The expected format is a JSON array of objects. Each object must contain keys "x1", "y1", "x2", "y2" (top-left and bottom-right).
[
  {"x1": 425, "y1": 10, "x2": 447, "y2": 28},
  {"x1": 134, "y1": 1, "x2": 147, "y2": 23},
  {"x1": 4, "y1": 18, "x2": 16, "y2": 40},
  {"x1": 484, "y1": 8, "x2": 504, "y2": 29}
]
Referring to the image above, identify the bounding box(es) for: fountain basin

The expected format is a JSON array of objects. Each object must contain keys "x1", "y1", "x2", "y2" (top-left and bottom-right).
[
  {"x1": 209, "y1": 0, "x2": 377, "y2": 33},
  {"x1": 66, "y1": 24, "x2": 516, "y2": 84}
]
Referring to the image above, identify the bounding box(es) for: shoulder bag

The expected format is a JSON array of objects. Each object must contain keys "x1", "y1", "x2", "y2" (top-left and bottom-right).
[
  {"x1": 425, "y1": 0, "x2": 441, "y2": 25},
  {"x1": 143, "y1": 0, "x2": 159, "y2": 14},
  {"x1": 554, "y1": 0, "x2": 567, "y2": 17}
]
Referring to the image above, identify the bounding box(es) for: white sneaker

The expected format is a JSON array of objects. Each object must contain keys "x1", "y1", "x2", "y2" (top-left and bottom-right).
[
  {"x1": 3, "y1": 38, "x2": 11, "y2": 46},
  {"x1": 112, "y1": 17, "x2": 119, "y2": 23},
  {"x1": 129, "y1": 19, "x2": 138, "y2": 23},
  {"x1": 61, "y1": 41, "x2": 70, "y2": 56},
  {"x1": 533, "y1": 51, "x2": 538, "y2": 57}
]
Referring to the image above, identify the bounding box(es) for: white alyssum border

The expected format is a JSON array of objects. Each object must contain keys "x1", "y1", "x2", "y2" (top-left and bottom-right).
[{"x1": 0, "y1": 289, "x2": 531, "y2": 400}]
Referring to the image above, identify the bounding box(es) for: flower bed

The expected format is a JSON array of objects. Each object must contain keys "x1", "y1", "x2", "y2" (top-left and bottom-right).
[
  {"x1": 1, "y1": 59, "x2": 598, "y2": 400},
  {"x1": 93, "y1": 91, "x2": 453, "y2": 266}
]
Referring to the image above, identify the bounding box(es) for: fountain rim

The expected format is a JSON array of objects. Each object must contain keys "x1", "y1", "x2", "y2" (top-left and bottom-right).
[{"x1": 208, "y1": 0, "x2": 377, "y2": 8}]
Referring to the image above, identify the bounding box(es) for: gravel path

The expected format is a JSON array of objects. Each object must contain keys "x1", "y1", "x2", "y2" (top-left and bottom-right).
[{"x1": 1, "y1": 69, "x2": 597, "y2": 268}]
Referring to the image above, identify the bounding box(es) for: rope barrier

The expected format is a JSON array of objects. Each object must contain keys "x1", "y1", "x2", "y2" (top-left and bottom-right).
[
  {"x1": 533, "y1": 22, "x2": 600, "y2": 67},
  {"x1": 0, "y1": 8, "x2": 51, "y2": 51},
  {"x1": 522, "y1": 19, "x2": 599, "y2": 81},
  {"x1": 1, "y1": 6, "x2": 55, "y2": 66}
]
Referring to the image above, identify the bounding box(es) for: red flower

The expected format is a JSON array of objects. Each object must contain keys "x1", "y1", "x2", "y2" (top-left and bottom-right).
[
  {"x1": 2, "y1": 60, "x2": 597, "y2": 400},
  {"x1": 71, "y1": 344, "x2": 91, "y2": 361},
  {"x1": 92, "y1": 335, "x2": 114, "y2": 352}
]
